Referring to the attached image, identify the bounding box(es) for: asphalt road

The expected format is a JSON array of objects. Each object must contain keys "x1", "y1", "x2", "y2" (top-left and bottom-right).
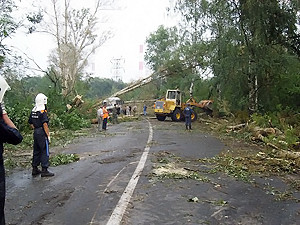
[{"x1": 5, "y1": 118, "x2": 300, "y2": 225}]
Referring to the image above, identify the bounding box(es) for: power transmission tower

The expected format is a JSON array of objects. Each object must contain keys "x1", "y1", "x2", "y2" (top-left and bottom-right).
[{"x1": 110, "y1": 57, "x2": 125, "y2": 81}]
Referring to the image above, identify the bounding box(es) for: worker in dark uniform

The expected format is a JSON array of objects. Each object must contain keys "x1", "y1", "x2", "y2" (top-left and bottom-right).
[
  {"x1": 0, "y1": 76, "x2": 23, "y2": 224},
  {"x1": 183, "y1": 103, "x2": 194, "y2": 130},
  {"x1": 112, "y1": 104, "x2": 118, "y2": 124},
  {"x1": 28, "y1": 93, "x2": 54, "y2": 177}
]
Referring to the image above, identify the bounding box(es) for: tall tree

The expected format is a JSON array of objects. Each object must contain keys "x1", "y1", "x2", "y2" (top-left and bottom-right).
[
  {"x1": 37, "y1": 0, "x2": 113, "y2": 97},
  {"x1": 207, "y1": 0, "x2": 300, "y2": 112},
  {"x1": 148, "y1": 0, "x2": 300, "y2": 112},
  {"x1": 0, "y1": 0, "x2": 18, "y2": 69},
  {"x1": 174, "y1": 0, "x2": 211, "y2": 94},
  {"x1": 145, "y1": 1, "x2": 215, "y2": 99},
  {"x1": 145, "y1": 25, "x2": 180, "y2": 72},
  {"x1": 145, "y1": 25, "x2": 185, "y2": 95}
]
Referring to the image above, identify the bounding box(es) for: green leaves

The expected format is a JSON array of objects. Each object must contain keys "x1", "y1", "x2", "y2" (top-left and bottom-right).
[
  {"x1": 0, "y1": 0, "x2": 19, "y2": 66},
  {"x1": 145, "y1": 25, "x2": 180, "y2": 72},
  {"x1": 50, "y1": 153, "x2": 80, "y2": 166}
]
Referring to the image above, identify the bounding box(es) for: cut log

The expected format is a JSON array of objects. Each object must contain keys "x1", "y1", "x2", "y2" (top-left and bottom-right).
[
  {"x1": 277, "y1": 149, "x2": 300, "y2": 160},
  {"x1": 91, "y1": 118, "x2": 98, "y2": 124},
  {"x1": 267, "y1": 143, "x2": 279, "y2": 150},
  {"x1": 227, "y1": 123, "x2": 247, "y2": 131}
]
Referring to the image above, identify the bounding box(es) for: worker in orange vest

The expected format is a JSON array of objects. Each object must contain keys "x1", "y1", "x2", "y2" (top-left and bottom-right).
[{"x1": 102, "y1": 104, "x2": 109, "y2": 130}]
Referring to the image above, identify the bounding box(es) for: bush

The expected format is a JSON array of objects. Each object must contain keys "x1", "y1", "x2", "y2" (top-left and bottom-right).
[
  {"x1": 251, "y1": 111, "x2": 300, "y2": 148},
  {"x1": 50, "y1": 153, "x2": 80, "y2": 166},
  {"x1": 235, "y1": 110, "x2": 249, "y2": 123},
  {"x1": 58, "y1": 112, "x2": 90, "y2": 130},
  {"x1": 5, "y1": 99, "x2": 32, "y2": 132},
  {"x1": 251, "y1": 113, "x2": 272, "y2": 128}
]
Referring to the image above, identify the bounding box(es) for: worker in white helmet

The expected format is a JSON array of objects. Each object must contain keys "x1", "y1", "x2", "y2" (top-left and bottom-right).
[
  {"x1": 0, "y1": 76, "x2": 23, "y2": 224},
  {"x1": 28, "y1": 93, "x2": 54, "y2": 177}
]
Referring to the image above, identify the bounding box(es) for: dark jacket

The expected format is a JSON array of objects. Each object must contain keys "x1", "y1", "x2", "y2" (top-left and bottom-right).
[
  {"x1": 0, "y1": 105, "x2": 23, "y2": 225},
  {"x1": 0, "y1": 118, "x2": 23, "y2": 161},
  {"x1": 183, "y1": 106, "x2": 194, "y2": 118}
]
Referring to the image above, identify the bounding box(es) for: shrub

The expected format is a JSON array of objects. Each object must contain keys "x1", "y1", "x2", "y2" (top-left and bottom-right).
[
  {"x1": 50, "y1": 153, "x2": 80, "y2": 166},
  {"x1": 58, "y1": 112, "x2": 90, "y2": 130}
]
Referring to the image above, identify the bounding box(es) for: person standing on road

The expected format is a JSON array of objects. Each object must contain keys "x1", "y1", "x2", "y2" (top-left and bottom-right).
[
  {"x1": 28, "y1": 93, "x2": 54, "y2": 177},
  {"x1": 143, "y1": 104, "x2": 147, "y2": 116},
  {"x1": 112, "y1": 104, "x2": 118, "y2": 124},
  {"x1": 132, "y1": 105, "x2": 137, "y2": 116},
  {"x1": 183, "y1": 103, "x2": 194, "y2": 130},
  {"x1": 0, "y1": 76, "x2": 23, "y2": 225},
  {"x1": 97, "y1": 106, "x2": 103, "y2": 131},
  {"x1": 126, "y1": 105, "x2": 130, "y2": 116},
  {"x1": 102, "y1": 104, "x2": 109, "y2": 130}
]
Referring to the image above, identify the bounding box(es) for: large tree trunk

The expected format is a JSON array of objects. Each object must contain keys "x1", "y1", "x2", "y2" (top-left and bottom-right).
[
  {"x1": 48, "y1": 0, "x2": 112, "y2": 97},
  {"x1": 248, "y1": 71, "x2": 258, "y2": 113}
]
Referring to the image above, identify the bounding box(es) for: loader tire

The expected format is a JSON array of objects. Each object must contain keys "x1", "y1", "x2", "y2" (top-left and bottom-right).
[
  {"x1": 191, "y1": 112, "x2": 197, "y2": 122},
  {"x1": 156, "y1": 115, "x2": 166, "y2": 121},
  {"x1": 171, "y1": 109, "x2": 182, "y2": 122}
]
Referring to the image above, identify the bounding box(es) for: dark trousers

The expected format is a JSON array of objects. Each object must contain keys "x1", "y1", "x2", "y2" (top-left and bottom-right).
[
  {"x1": 0, "y1": 160, "x2": 5, "y2": 225},
  {"x1": 185, "y1": 116, "x2": 191, "y2": 126},
  {"x1": 102, "y1": 118, "x2": 108, "y2": 130},
  {"x1": 32, "y1": 128, "x2": 49, "y2": 168}
]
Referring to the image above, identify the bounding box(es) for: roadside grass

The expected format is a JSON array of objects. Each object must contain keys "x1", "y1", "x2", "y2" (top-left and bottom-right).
[
  {"x1": 199, "y1": 148, "x2": 299, "y2": 183},
  {"x1": 50, "y1": 153, "x2": 80, "y2": 166},
  {"x1": 4, "y1": 127, "x2": 92, "y2": 171},
  {"x1": 264, "y1": 184, "x2": 296, "y2": 201},
  {"x1": 209, "y1": 120, "x2": 298, "y2": 185}
]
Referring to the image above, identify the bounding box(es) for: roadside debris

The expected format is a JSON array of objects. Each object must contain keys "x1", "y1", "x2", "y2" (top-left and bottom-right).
[
  {"x1": 50, "y1": 153, "x2": 80, "y2": 166},
  {"x1": 150, "y1": 152, "x2": 210, "y2": 182},
  {"x1": 201, "y1": 117, "x2": 300, "y2": 176},
  {"x1": 188, "y1": 197, "x2": 199, "y2": 203}
]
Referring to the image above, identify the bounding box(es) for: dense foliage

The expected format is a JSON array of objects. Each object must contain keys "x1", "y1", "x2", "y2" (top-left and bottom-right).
[
  {"x1": 3, "y1": 76, "x2": 125, "y2": 132},
  {"x1": 84, "y1": 77, "x2": 126, "y2": 100},
  {"x1": 145, "y1": 0, "x2": 300, "y2": 115}
]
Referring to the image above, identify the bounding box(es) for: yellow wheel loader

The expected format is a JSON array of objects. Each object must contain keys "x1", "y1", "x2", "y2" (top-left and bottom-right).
[{"x1": 154, "y1": 89, "x2": 213, "y2": 122}]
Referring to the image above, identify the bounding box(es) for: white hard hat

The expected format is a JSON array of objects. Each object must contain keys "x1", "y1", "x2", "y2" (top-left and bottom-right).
[
  {"x1": 34, "y1": 93, "x2": 47, "y2": 111},
  {"x1": 0, "y1": 76, "x2": 11, "y2": 102}
]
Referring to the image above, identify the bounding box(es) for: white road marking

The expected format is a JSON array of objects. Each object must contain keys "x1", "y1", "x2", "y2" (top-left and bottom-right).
[
  {"x1": 103, "y1": 161, "x2": 138, "y2": 193},
  {"x1": 106, "y1": 120, "x2": 153, "y2": 225},
  {"x1": 89, "y1": 161, "x2": 138, "y2": 225}
]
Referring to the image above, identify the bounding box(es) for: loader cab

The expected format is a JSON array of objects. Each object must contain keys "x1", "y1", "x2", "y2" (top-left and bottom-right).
[{"x1": 166, "y1": 89, "x2": 181, "y2": 106}]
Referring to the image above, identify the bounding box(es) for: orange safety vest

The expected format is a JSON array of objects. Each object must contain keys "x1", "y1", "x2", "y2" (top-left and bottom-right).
[{"x1": 102, "y1": 107, "x2": 109, "y2": 119}]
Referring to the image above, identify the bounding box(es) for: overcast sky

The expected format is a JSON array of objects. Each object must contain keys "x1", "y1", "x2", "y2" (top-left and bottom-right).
[{"x1": 7, "y1": 0, "x2": 176, "y2": 83}]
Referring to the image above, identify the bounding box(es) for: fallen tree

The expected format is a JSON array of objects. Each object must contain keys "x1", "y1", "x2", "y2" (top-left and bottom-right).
[{"x1": 224, "y1": 121, "x2": 300, "y2": 163}]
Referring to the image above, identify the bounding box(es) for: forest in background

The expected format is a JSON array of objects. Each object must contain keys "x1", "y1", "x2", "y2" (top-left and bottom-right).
[
  {"x1": 141, "y1": 0, "x2": 300, "y2": 113},
  {"x1": 0, "y1": 1, "x2": 299, "y2": 160},
  {"x1": 122, "y1": 0, "x2": 300, "y2": 155}
]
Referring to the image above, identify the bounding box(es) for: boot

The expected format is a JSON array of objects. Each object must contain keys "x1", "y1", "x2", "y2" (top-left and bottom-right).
[
  {"x1": 32, "y1": 166, "x2": 41, "y2": 176},
  {"x1": 189, "y1": 125, "x2": 192, "y2": 130},
  {"x1": 186, "y1": 125, "x2": 189, "y2": 130},
  {"x1": 41, "y1": 167, "x2": 54, "y2": 177}
]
